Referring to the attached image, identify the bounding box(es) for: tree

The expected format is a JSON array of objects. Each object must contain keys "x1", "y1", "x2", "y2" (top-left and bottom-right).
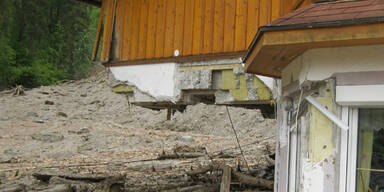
[{"x1": 0, "y1": 0, "x2": 99, "y2": 89}]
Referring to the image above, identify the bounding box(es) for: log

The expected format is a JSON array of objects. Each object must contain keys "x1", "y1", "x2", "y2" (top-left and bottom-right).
[
  {"x1": 220, "y1": 165, "x2": 231, "y2": 192},
  {"x1": 186, "y1": 164, "x2": 223, "y2": 176},
  {"x1": 157, "y1": 153, "x2": 204, "y2": 160},
  {"x1": 0, "y1": 184, "x2": 25, "y2": 192},
  {"x1": 32, "y1": 173, "x2": 117, "y2": 183},
  {"x1": 232, "y1": 171, "x2": 274, "y2": 189},
  {"x1": 38, "y1": 184, "x2": 71, "y2": 192}
]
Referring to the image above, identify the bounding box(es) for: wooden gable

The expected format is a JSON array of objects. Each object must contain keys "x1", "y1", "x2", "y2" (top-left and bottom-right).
[{"x1": 94, "y1": 0, "x2": 319, "y2": 65}]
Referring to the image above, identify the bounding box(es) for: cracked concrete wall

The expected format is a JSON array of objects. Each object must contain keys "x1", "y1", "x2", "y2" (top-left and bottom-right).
[
  {"x1": 108, "y1": 63, "x2": 180, "y2": 102},
  {"x1": 176, "y1": 70, "x2": 212, "y2": 90},
  {"x1": 107, "y1": 58, "x2": 274, "y2": 107},
  {"x1": 278, "y1": 81, "x2": 340, "y2": 192}
]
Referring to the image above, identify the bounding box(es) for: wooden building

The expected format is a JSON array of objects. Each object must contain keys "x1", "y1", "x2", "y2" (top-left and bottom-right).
[
  {"x1": 81, "y1": 0, "x2": 321, "y2": 65},
  {"x1": 74, "y1": 0, "x2": 331, "y2": 113},
  {"x1": 245, "y1": 0, "x2": 384, "y2": 191}
]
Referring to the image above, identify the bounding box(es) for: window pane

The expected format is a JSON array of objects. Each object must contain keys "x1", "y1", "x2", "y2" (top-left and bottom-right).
[{"x1": 357, "y1": 109, "x2": 384, "y2": 192}]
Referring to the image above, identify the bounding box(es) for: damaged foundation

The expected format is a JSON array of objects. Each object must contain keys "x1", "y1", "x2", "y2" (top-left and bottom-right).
[{"x1": 107, "y1": 58, "x2": 275, "y2": 117}]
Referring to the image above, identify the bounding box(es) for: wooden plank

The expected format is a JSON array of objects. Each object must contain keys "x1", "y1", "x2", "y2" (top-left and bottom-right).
[
  {"x1": 164, "y1": 0, "x2": 176, "y2": 57},
  {"x1": 220, "y1": 165, "x2": 231, "y2": 192},
  {"x1": 182, "y1": 0, "x2": 195, "y2": 55},
  {"x1": 246, "y1": 0, "x2": 259, "y2": 46},
  {"x1": 192, "y1": 0, "x2": 204, "y2": 55},
  {"x1": 259, "y1": 0, "x2": 271, "y2": 26},
  {"x1": 121, "y1": 0, "x2": 133, "y2": 60},
  {"x1": 155, "y1": 0, "x2": 166, "y2": 58},
  {"x1": 101, "y1": 0, "x2": 117, "y2": 62},
  {"x1": 105, "y1": 51, "x2": 246, "y2": 67},
  {"x1": 173, "y1": 0, "x2": 185, "y2": 55},
  {"x1": 178, "y1": 63, "x2": 242, "y2": 71},
  {"x1": 137, "y1": 0, "x2": 149, "y2": 59},
  {"x1": 202, "y1": 0, "x2": 214, "y2": 54},
  {"x1": 213, "y1": 0, "x2": 224, "y2": 53},
  {"x1": 223, "y1": 0, "x2": 236, "y2": 52},
  {"x1": 91, "y1": 0, "x2": 106, "y2": 61},
  {"x1": 145, "y1": 0, "x2": 157, "y2": 58},
  {"x1": 114, "y1": 0, "x2": 125, "y2": 60},
  {"x1": 129, "y1": 1, "x2": 140, "y2": 59},
  {"x1": 234, "y1": 0, "x2": 247, "y2": 51},
  {"x1": 271, "y1": 0, "x2": 281, "y2": 21},
  {"x1": 245, "y1": 23, "x2": 384, "y2": 78},
  {"x1": 291, "y1": 0, "x2": 305, "y2": 11}
]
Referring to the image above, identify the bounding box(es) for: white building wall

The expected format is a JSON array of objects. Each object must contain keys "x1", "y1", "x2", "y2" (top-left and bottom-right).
[
  {"x1": 279, "y1": 44, "x2": 384, "y2": 192},
  {"x1": 109, "y1": 63, "x2": 178, "y2": 100},
  {"x1": 282, "y1": 44, "x2": 384, "y2": 87}
]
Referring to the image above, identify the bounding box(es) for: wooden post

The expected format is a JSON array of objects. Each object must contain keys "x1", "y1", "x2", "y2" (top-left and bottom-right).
[
  {"x1": 166, "y1": 106, "x2": 172, "y2": 121},
  {"x1": 92, "y1": 0, "x2": 106, "y2": 61},
  {"x1": 220, "y1": 165, "x2": 231, "y2": 192}
]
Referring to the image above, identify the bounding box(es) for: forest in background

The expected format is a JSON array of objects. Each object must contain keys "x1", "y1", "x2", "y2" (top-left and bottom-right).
[{"x1": 0, "y1": 0, "x2": 99, "y2": 89}]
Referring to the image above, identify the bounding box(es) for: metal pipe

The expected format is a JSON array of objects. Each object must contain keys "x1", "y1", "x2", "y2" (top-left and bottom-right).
[{"x1": 306, "y1": 96, "x2": 349, "y2": 131}]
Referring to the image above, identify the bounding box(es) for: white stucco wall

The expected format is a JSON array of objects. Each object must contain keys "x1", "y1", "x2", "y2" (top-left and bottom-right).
[
  {"x1": 279, "y1": 44, "x2": 384, "y2": 192},
  {"x1": 109, "y1": 63, "x2": 178, "y2": 99},
  {"x1": 282, "y1": 44, "x2": 384, "y2": 87}
]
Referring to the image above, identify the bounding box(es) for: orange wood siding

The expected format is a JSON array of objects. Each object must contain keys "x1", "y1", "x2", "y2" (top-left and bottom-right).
[{"x1": 103, "y1": 0, "x2": 319, "y2": 62}]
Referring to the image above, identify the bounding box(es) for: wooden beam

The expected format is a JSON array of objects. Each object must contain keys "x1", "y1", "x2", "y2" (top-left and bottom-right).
[
  {"x1": 220, "y1": 165, "x2": 231, "y2": 192},
  {"x1": 105, "y1": 51, "x2": 246, "y2": 67},
  {"x1": 245, "y1": 23, "x2": 384, "y2": 78},
  {"x1": 92, "y1": 0, "x2": 106, "y2": 61},
  {"x1": 292, "y1": 0, "x2": 305, "y2": 11}
]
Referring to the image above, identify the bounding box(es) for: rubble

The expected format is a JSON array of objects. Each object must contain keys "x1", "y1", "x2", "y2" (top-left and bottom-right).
[{"x1": 0, "y1": 69, "x2": 276, "y2": 191}]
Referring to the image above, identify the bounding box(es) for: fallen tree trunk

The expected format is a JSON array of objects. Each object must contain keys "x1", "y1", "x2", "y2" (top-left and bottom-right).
[
  {"x1": 232, "y1": 171, "x2": 274, "y2": 190},
  {"x1": 186, "y1": 164, "x2": 274, "y2": 190},
  {"x1": 32, "y1": 173, "x2": 121, "y2": 183},
  {"x1": 186, "y1": 164, "x2": 223, "y2": 176},
  {"x1": 0, "y1": 184, "x2": 26, "y2": 192},
  {"x1": 157, "y1": 153, "x2": 204, "y2": 160}
]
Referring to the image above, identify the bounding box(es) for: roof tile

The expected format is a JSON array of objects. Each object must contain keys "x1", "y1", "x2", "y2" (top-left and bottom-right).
[{"x1": 268, "y1": 0, "x2": 384, "y2": 27}]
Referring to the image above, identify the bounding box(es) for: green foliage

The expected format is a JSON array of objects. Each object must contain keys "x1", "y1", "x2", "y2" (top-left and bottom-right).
[{"x1": 0, "y1": 0, "x2": 99, "y2": 89}]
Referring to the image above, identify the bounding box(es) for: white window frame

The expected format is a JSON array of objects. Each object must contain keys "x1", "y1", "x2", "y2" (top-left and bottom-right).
[{"x1": 339, "y1": 107, "x2": 364, "y2": 192}]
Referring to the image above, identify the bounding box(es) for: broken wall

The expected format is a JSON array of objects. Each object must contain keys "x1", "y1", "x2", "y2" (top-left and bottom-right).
[
  {"x1": 107, "y1": 58, "x2": 274, "y2": 110},
  {"x1": 276, "y1": 44, "x2": 384, "y2": 192}
]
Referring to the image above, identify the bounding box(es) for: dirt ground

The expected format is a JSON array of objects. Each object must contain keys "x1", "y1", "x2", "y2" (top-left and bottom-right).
[{"x1": 0, "y1": 70, "x2": 276, "y2": 191}]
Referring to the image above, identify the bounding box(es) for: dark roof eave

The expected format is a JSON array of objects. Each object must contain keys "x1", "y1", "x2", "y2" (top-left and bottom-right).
[{"x1": 243, "y1": 16, "x2": 384, "y2": 63}]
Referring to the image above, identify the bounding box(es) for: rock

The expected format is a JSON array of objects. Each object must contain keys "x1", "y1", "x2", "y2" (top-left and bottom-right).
[
  {"x1": 39, "y1": 184, "x2": 71, "y2": 192},
  {"x1": 80, "y1": 135, "x2": 89, "y2": 142},
  {"x1": 0, "y1": 117, "x2": 9, "y2": 121},
  {"x1": 39, "y1": 91, "x2": 50, "y2": 95},
  {"x1": 76, "y1": 128, "x2": 90, "y2": 135},
  {"x1": 33, "y1": 120, "x2": 45, "y2": 124},
  {"x1": 44, "y1": 100, "x2": 54, "y2": 105},
  {"x1": 0, "y1": 184, "x2": 26, "y2": 192},
  {"x1": 26, "y1": 112, "x2": 38, "y2": 117},
  {"x1": 3, "y1": 149, "x2": 17, "y2": 156},
  {"x1": 0, "y1": 156, "x2": 18, "y2": 164},
  {"x1": 41, "y1": 115, "x2": 50, "y2": 121},
  {"x1": 31, "y1": 133, "x2": 64, "y2": 143},
  {"x1": 173, "y1": 144, "x2": 205, "y2": 153},
  {"x1": 77, "y1": 144, "x2": 93, "y2": 152},
  {"x1": 180, "y1": 136, "x2": 194, "y2": 142},
  {"x1": 56, "y1": 112, "x2": 68, "y2": 118}
]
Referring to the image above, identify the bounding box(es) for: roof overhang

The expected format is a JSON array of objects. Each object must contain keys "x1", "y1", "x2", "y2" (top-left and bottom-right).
[
  {"x1": 75, "y1": 0, "x2": 101, "y2": 7},
  {"x1": 243, "y1": 21, "x2": 384, "y2": 78}
]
